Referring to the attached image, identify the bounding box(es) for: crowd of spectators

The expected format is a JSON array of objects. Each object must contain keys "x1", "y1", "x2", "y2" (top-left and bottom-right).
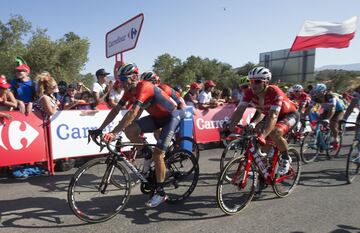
[{"x1": 0, "y1": 65, "x2": 127, "y2": 122}]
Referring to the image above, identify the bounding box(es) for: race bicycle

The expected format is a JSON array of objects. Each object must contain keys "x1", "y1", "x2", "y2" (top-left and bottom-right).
[
  {"x1": 216, "y1": 134, "x2": 301, "y2": 215},
  {"x1": 343, "y1": 121, "x2": 360, "y2": 183},
  {"x1": 67, "y1": 131, "x2": 199, "y2": 223},
  {"x1": 300, "y1": 121, "x2": 342, "y2": 163}
]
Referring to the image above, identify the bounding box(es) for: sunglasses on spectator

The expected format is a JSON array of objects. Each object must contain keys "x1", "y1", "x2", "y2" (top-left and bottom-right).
[
  {"x1": 241, "y1": 84, "x2": 249, "y2": 89},
  {"x1": 250, "y1": 80, "x2": 264, "y2": 85},
  {"x1": 50, "y1": 85, "x2": 58, "y2": 89}
]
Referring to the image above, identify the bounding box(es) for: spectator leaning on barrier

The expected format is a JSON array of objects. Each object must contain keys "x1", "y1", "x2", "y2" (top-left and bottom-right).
[
  {"x1": 92, "y1": 68, "x2": 113, "y2": 105},
  {"x1": 63, "y1": 84, "x2": 85, "y2": 110},
  {"x1": 77, "y1": 91, "x2": 95, "y2": 110},
  {"x1": 55, "y1": 80, "x2": 67, "y2": 108},
  {"x1": 10, "y1": 64, "x2": 36, "y2": 115},
  {"x1": 198, "y1": 80, "x2": 218, "y2": 109},
  {"x1": 0, "y1": 75, "x2": 17, "y2": 120},
  {"x1": 36, "y1": 75, "x2": 60, "y2": 119},
  {"x1": 75, "y1": 81, "x2": 91, "y2": 99},
  {"x1": 108, "y1": 80, "x2": 124, "y2": 108},
  {"x1": 184, "y1": 82, "x2": 201, "y2": 108}
]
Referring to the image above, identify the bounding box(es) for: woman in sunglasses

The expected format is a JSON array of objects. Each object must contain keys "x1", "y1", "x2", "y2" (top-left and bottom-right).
[
  {"x1": 35, "y1": 74, "x2": 60, "y2": 119},
  {"x1": 227, "y1": 66, "x2": 299, "y2": 175}
]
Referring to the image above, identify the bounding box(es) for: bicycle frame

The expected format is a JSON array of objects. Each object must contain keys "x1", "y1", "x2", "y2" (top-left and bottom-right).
[
  {"x1": 313, "y1": 123, "x2": 330, "y2": 150},
  {"x1": 236, "y1": 142, "x2": 295, "y2": 188}
]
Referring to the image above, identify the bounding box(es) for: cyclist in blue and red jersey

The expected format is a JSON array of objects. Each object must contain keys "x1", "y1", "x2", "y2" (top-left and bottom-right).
[
  {"x1": 140, "y1": 71, "x2": 185, "y2": 109},
  {"x1": 92, "y1": 63, "x2": 185, "y2": 208},
  {"x1": 227, "y1": 67, "x2": 299, "y2": 175},
  {"x1": 310, "y1": 83, "x2": 346, "y2": 150}
]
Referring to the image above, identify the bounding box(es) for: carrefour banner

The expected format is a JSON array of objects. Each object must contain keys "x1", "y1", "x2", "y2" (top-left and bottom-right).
[
  {"x1": 193, "y1": 104, "x2": 256, "y2": 143},
  {"x1": 0, "y1": 112, "x2": 48, "y2": 167},
  {"x1": 49, "y1": 110, "x2": 156, "y2": 160}
]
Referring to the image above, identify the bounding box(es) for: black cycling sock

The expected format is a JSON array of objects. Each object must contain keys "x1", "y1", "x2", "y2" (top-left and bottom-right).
[
  {"x1": 156, "y1": 182, "x2": 165, "y2": 196},
  {"x1": 281, "y1": 151, "x2": 290, "y2": 160}
]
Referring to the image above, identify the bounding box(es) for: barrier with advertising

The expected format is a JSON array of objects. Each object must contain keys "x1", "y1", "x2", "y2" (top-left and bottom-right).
[
  {"x1": 49, "y1": 109, "x2": 157, "y2": 160},
  {"x1": 0, "y1": 111, "x2": 49, "y2": 168},
  {"x1": 193, "y1": 104, "x2": 256, "y2": 143}
]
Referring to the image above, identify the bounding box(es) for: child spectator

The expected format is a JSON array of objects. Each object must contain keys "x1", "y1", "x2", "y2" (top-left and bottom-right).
[{"x1": 10, "y1": 64, "x2": 36, "y2": 115}]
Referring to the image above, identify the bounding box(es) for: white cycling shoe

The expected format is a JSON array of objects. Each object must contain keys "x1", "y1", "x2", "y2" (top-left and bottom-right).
[
  {"x1": 277, "y1": 156, "x2": 292, "y2": 176},
  {"x1": 145, "y1": 194, "x2": 168, "y2": 208}
]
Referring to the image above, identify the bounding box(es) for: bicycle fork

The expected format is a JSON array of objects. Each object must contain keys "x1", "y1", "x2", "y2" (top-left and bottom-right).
[{"x1": 98, "y1": 161, "x2": 116, "y2": 194}]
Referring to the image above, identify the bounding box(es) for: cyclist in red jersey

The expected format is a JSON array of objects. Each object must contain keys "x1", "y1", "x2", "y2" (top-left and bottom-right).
[
  {"x1": 228, "y1": 67, "x2": 299, "y2": 175},
  {"x1": 140, "y1": 71, "x2": 186, "y2": 140},
  {"x1": 289, "y1": 84, "x2": 311, "y2": 115},
  {"x1": 93, "y1": 63, "x2": 185, "y2": 208},
  {"x1": 140, "y1": 71, "x2": 185, "y2": 109}
]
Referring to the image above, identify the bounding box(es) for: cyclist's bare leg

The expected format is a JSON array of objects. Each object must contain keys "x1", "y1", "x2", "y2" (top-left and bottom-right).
[
  {"x1": 152, "y1": 147, "x2": 166, "y2": 183},
  {"x1": 124, "y1": 123, "x2": 144, "y2": 149},
  {"x1": 269, "y1": 127, "x2": 288, "y2": 153},
  {"x1": 255, "y1": 123, "x2": 271, "y2": 153},
  {"x1": 330, "y1": 112, "x2": 344, "y2": 141}
]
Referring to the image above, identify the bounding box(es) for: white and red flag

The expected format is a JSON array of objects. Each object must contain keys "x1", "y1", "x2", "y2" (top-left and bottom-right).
[{"x1": 290, "y1": 16, "x2": 357, "y2": 51}]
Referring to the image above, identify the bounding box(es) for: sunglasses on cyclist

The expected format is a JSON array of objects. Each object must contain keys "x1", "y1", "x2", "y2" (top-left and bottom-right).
[{"x1": 250, "y1": 80, "x2": 264, "y2": 85}]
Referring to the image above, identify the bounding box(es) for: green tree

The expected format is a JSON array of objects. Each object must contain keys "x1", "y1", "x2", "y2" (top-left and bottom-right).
[
  {"x1": 153, "y1": 53, "x2": 181, "y2": 83},
  {"x1": 0, "y1": 15, "x2": 89, "y2": 86}
]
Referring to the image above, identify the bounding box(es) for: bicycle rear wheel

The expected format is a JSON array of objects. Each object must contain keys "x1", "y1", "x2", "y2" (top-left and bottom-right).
[
  {"x1": 300, "y1": 132, "x2": 319, "y2": 163},
  {"x1": 219, "y1": 138, "x2": 244, "y2": 173},
  {"x1": 273, "y1": 148, "x2": 301, "y2": 198},
  {"x1": 216, "y1": 157, "x2": 256, "y2": 215},
  {"x1": 346, "y1": 141, "x2": 360, "y2": 184},
  {"x1": 173, "y1": 136, "x2": 200, "y2": 161},
  {"x1": 68, "y1": 157, "x2": 131, "y2": 223},
  {"x1": 164, "y1": 149, "x2": 199, "y2": 203}
]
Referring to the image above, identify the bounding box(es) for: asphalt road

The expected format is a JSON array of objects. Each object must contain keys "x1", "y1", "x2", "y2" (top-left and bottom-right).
[{"x1": 1, "y1": 131, "x2": 360, "y2": 233}]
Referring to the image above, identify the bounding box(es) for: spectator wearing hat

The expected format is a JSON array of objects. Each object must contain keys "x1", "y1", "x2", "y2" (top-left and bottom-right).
[
  {"x1": 184, "y1": 82, "x2": 201, "y2": 108},
  {"x1": 198, "y1": 80, "x2": 218, "y2": 109},
  {"x1": 10, "y1": 64, "x2": 36, "y2": 115},
  {"x1": 92, "y1": 68, "x2": 113, "y2": 105},
  {"x1": 0, "y1": 75, "x2": 17, "y2": 120},
  {"x1": 108, "y1": 80, "x2": 124, "y2": 108}
]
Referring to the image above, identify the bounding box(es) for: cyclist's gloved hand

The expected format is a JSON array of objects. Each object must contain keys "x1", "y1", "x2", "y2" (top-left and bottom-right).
[
  {"x1": 257, "y1": 134, "x2": 266, "y2": 146},
  {"x1": 103, "y1": 132, "x2": 116, "y2": 142}
]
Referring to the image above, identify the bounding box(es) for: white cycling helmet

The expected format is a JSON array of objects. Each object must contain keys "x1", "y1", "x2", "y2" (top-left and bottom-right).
[
  {"x1": 314, "y1": 83, "x2": 327, "y2": 94},
  {"x1": 292, "y1": 84, "x2": 303, "y2": 92},
  {"x1": 248, "y1": 66, "x2": 272, "y2": 81}
]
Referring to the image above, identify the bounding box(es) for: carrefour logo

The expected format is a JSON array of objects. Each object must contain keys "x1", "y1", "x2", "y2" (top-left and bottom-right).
[
  {"x1": 0, "y1": 121, "x2": 39, "y2": 151},
  {"x1": 128, "y1": 27, "x2": 137, "y2": 40}
]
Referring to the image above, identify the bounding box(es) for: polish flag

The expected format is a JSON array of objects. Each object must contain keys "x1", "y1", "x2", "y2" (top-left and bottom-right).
[{"x1": 290, "y1": 16, "x2": 357, "y2": 51}]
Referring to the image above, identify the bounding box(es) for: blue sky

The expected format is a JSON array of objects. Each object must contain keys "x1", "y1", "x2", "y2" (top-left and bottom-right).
[{"x1": 1, "y1": 0, "x2": 359, "y2": 75}]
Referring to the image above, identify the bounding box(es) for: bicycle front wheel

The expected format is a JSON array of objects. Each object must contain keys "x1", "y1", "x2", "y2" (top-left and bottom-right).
[
  {"x1": 68, "y1": 157, "x2": 131, "y2": 223},
  {"x1": 273, "y1": 148, "x2": 301, "y2": 198},
  {"x1": 219, "y1": 138, "x2": 244, "y2": 173},
  {"x1": 300, "y1": 132, "x2": 319, "y2": 163},
  {"x1": 346, "y1": 141, "x2": 360, "y2": 184},
  {"x1": 216, "y1": 157, "x2": 256, "y2": 215},
  {"x1": 164, "y1": 149, "x2": 199, "y2": 203}
]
